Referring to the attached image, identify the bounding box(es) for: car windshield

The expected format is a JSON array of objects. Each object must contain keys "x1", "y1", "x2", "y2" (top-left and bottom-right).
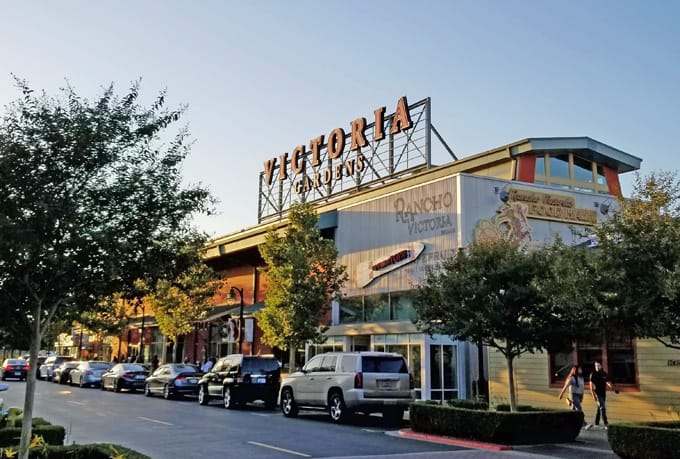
[
  {"x1": 89, "y1": 363, "x2": 109, "y2": 370},
  {"x1": 122, "y1": 364, "x2": 144, "y2": 372},
  {"x1": 7, "y1": 360, "x2": 26, "y2": 365},
  {"x1": 174, "y1": 364, "x2": 200, "y2": 374},
  {"x1": 361, "y1": 356, "x2": 408, "y2": 373},
  {"x1": 242, "y1": 358, "x2": 279, "y2": 373}
]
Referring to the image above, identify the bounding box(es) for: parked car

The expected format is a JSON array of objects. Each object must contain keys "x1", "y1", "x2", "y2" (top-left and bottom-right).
[
  {"x1": 27, "y1": 356, "x2": 47, "y2": 378},
  {"x1": 69, "y1": 361, "x2": 110, "y2": 388},
  {"x1": 145, "y1": 363, "x2": 202, "y2": 400},
  {"x1": 52, "y1": 361, "x2": 80, "y2": 384},
  {"x1": 1, "y1": 359, "x2": 29, "y2": 381},
  {"x1": 197, "y1": 354, "x2": 280, "y2": 409},
  {"x1": 101, "y1": 364, "x2": 148, "y2": 392},
  {"x1": 279, "y1": 352, "x2": 414, "y2": 424},
  {"x1": 39, "y1": 356, "x2": 74, "y2": 381}
]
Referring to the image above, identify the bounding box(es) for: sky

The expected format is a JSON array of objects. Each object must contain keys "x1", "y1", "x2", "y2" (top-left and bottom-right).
[{"x1": 2, "y1": 1, "x2": 679, "y2": 238}]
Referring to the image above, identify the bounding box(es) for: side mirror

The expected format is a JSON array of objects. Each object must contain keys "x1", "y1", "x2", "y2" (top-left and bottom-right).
[{"x1": 0, "y1": 383, "x2": 9, "y2": 392}]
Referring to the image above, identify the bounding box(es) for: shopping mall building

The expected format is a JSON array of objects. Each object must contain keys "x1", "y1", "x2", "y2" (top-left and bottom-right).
[{"x1": 130, "y1": 96, "x2": 677, "y2": 421}]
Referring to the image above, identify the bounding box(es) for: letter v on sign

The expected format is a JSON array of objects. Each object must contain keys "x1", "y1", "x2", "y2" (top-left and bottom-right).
[{"x1": 263, "y1": 158, "x2": 277, "y2": 186}]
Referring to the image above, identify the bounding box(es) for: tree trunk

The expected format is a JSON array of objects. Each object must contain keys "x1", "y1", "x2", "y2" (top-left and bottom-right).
[
  {"x1": 19, "y1": 314, "x2": 41, "y2": 459},
  {"x1": 288, "y1": 341, "x2": 296, "y2": 373},
  {"x1": 506, "y1": 351, "x2": 517, "y2": 412}
]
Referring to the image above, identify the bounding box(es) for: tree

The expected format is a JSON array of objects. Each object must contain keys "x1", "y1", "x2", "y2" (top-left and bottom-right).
[
  {"x1": 0, "y1": 79, "x2": 213, "y2": 459},
  {"x1": 595, "y1": 172, "x2": 680, "y2": 349},
  {"x1": 79, "y1": 293, "x2": 134, "y2": 360},
  {"x1": 257, "y1": 202, "x2": 347, "y2": 371},
  {"x1": 143, "y1": 263, "x2": 222, "y2": 362},
  {"x1": 413, "y1": 239, "x2": 599, "y2": 411}
]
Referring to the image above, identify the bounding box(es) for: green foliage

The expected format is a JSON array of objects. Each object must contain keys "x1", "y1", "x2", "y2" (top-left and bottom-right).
[
  {"x1": 144, "y1": 263, "x2": 223, "y2": 345},
  {"x1": 0, "y1": 426, "x2": 64, "y2": 447},
  {"x1": 413, "y1": 238, "x2": 599, "y2": 410},
  {"x1": 495, "y1": 404, "x2": 543, "y2": 412},
  {"x1": 595, "y1": 172, "x2": 680, "y2": 349},
  {"x1": 0, "y1": 79, "x2": 214, "y2": 458},
  {"x1": 607, "y1": 421, "x2": 680, "y2": 459},
  {"x1": 409, "y1": 402, "x2": 583, "y2": 445},
  {"x1": 256, "y1": 202, "x2": 348, "y2": 351},
  {"x1": 19, "y1": 443, "x2": 151, "y2": 459},
  {"x1": 446, "y1": 399, "x2": 489, "y2": 410}
]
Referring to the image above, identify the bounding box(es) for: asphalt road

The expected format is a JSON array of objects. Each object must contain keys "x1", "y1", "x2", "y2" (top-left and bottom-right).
[{"x1": 1, "y1": 379, "x2": 466, "y2": 459}]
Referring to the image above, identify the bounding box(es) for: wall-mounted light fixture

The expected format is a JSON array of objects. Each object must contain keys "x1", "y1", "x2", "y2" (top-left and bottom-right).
[
  {"x1": 593, "y1": 198, "x2": 612, "y2": 215},
  {"x1": 494, "y1": 186, "x2": 510, "y2": 203}
]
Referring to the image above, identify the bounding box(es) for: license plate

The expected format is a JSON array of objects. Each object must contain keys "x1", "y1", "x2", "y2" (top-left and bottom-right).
[
  {"x1": 188, "y1": 378, "x2": 197, "y2": 384},
  {"x1": 377, "y1": 380, "x2": 397, "y2": 390},
  {"x1": 253, "y1": 377, "x2": 266, "y2": 384},
  {"x1": 135, "y1": 375, "x2": 145, "y2": 380},
  {"x1": 14, "y1": 372, "x2": 21, "y2": 376}
]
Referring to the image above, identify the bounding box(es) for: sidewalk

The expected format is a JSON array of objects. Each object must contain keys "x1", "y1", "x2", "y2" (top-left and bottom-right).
[{"x1": 396, "y1": 425, "x2": 616, "y2": 458}]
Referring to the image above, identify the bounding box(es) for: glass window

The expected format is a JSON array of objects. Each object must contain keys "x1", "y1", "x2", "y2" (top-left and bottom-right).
[
  {"x1": 361, "y1": 356, "x2": 407, "y2": 373},
  {"x1": 320, "y1": 356, "x2": 337, "y2": 372},
  {"x1": 340, "y1": 297, "x2": 363, "y2": 323},
  {"x1": 303, "y1": 355, "x2": 323, "y2": 372},
  {"x1": 574, "y1": 186, "x2": 595, "y2": 193},
  {"x1": 410, "y1": 343, "x2": 422, "y2": 389},
  {"x1": 391, "y1": 292, "x2": 417, "y2": 321},
  {"x1": 597, "y1": 165, "x2": 607, "y2": 185},
  {"x1": 535, "y1": 155, "x2": 546, "y2": 176},
  {"x1": 573, "y1": 156, "x2": 594, "y2": 183},
  {"x1": 550, "y1": 352, "x2": 574, "y2": 385},
  {"x1": 607, "y1": 337, "x2": 636, "y2": 385},
  {"x1": 364, "y1": 293, "x2": 390, "y2": 321},
  {"x1": 548, "y1": 154, "x2": 570, "y2": 179}
]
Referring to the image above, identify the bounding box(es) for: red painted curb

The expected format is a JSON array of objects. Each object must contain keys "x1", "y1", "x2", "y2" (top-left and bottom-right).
[{"x1": 398, "y1": 429, "x2": 513, "y2": 451}]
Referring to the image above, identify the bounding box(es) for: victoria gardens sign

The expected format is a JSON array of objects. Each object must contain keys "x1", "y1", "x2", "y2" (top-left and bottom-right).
[{"x1": 257, "y1": 97, "x2": 452, "y2": 222}]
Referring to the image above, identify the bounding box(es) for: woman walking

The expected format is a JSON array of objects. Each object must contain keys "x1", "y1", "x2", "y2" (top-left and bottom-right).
[{"x1": 558, "y1": 365, "x2": 585, "y2": 412}]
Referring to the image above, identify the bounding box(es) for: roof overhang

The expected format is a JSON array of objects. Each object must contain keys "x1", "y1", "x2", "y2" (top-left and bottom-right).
[{"x1": 509, "y1": 137, "x2": 642, "y2": 173}]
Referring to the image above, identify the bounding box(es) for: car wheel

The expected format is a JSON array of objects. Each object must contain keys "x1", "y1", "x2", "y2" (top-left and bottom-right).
[
  {"x1": 145, "y1": 383, "x2": 152, "y2": 397},
  {"x1": 280, "y1": 388, "x2": 299, "y2": 418},
  {"x1": 198, "y1": 385, "x2": 209, "y2": 405},
  {"x1": 163, "y1": 384, "x2": 173, "y2": 400},
  {"x1": 114, "y1": 380, "x2": 121, "y2": 392},
  {"x1": 328, "y1": 391, "x2": 348, "y2": 423},
  {"x1": 223, "y1": 386, "x2": 235, "y2": 409}
]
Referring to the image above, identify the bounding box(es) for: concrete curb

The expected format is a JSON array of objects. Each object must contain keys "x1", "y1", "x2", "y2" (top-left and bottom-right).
[{"x1": 396, "y1": 428, "x2": 513, "y2": 451}]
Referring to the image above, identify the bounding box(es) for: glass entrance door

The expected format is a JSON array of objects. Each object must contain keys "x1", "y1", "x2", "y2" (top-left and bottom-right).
[{"x1": 430, "y1": 344, "x2": 457, "y2": 402}]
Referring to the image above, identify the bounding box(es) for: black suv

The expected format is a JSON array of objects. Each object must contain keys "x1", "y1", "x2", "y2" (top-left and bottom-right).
[{"x1": 197, "y1": 354, "x2": 280, "y2": 409}]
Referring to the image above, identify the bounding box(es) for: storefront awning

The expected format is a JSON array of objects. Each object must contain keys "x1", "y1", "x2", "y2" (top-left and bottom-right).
[{"x1": 203, "y1": 302, "x2": 265, "y2": 323}]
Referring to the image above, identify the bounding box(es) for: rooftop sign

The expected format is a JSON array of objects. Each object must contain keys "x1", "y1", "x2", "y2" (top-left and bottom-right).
[{"x1": 258, "y1": 97, "x2": 434, "y2": 222}]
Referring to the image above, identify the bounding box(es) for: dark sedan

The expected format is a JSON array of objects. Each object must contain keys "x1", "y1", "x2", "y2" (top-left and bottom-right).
[
  {"x1": 53, "y1": 361, "x2": 80, "y2": 384},
  {"x1": 145, "y1": 364, "x2": 202, "y2": 400},
  {"x1": 101, "y1": 364, "x2": 148, "y2": 392},
  {"x1": 1, "y1": 359, "x2": 29, "y2": 381}
]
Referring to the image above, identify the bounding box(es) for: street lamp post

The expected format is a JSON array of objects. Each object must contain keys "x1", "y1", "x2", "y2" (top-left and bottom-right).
[{"x1": 228, "y1": 286, "x2": 245, "y2": 354}]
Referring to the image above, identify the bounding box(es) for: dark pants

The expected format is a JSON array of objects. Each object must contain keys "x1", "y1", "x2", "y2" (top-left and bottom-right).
[{"x1": 594, "y1": 392, "x2": 608, "y2": 425}]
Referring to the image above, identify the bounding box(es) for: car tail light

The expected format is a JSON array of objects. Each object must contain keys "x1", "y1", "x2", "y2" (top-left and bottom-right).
[
  {"x1": 176, "y1": 375, "x2": 186, "y2": 381},
  {"x1": 354, "y1": 372, "x2": 363, "y2": 389},
  {"x1": 409, "y1": 373, "x2": 414, "y2": 390},
  {"x1": 24, "y1": 366, "x2": 30, "y2": 371},
  {"x1": 122, "y1": 372, "x2": 133, "y2": 378},
  {"x1": 5, "y1": 366, "x2": 13, "y2": 371}
]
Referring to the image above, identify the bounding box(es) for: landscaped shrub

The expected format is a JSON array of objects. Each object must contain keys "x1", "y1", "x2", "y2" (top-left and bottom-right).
[
  {"x1": 24, "y1": 443, "x2": 151, "y2": 458},
  {"x1": 447, "y1": 399, "x2": 489, "y2": 410},
  {"x1": 495, "y1": 404, "x2": 543, "y2": 412},
  {"x1": 0, "y1": 425, "x2": 65, "y2": 447},
  {"x1": 5, "y1": 415, "x2": 51, "y2": 428},
  {"x1": 409, "y1": 401, "x2": 583, "y2": 444},
  {"x1": 608, "y1": 421, "x2": 680, "y2": 459}
]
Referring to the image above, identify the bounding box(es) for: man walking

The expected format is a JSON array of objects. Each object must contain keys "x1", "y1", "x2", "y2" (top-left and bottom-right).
[{"x1": 585, "y1": 361, "x2": 618, "y2": 430}]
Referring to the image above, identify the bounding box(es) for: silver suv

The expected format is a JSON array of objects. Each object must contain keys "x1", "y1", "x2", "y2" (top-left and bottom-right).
[{"x1": 279, "y1": 352, "x2": 414, "y2": 423}]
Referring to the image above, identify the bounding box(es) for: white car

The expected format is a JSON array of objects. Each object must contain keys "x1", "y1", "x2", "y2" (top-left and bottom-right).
[{"x1": 279, "y1": 352, "x2": 414, "y2": 424}]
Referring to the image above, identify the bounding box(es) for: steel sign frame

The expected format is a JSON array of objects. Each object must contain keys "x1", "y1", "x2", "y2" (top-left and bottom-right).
[{"x1": 257, "y1": 97, "x2": 435, "y2": 222}]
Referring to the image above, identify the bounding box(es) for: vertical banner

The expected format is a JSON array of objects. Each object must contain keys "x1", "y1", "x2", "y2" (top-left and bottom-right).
[{"x1": 245, "y1": 318, "x2": 254, "y2": 343}]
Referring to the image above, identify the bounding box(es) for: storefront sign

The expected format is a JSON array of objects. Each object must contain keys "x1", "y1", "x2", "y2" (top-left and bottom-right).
[
  {"x1": 355, "y1": 242, "x2": 425, "y2": 288},
  {"x1": 507, "y1": 188, "x2": 598, "y2": 225},
  {"x1": 258, "y1": 97, "x2": 432, "y2": 222},
  {"x1": 668, "y1": 359, "x2": 680, "y2": 367},
  {"x1": 394, "y1": 192, "x2": 455, "y2": 236}
]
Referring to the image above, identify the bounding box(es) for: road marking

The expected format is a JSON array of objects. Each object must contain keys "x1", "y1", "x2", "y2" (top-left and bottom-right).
[
  {"x1": 247, "y1": 441, "x2": 311, "y2": 457},
  {"x1": 66, "y1": 400, "x2": 85, "y2": 406},
  {"x1": 251, "y1": 413, "x2": 271, "y2": 417},
  {"x1": 137, "y1": 416, "x2": 173, "y2": 426},
  {"x1": 57, "y1": 390, "x2": 72, "y2": 395}
]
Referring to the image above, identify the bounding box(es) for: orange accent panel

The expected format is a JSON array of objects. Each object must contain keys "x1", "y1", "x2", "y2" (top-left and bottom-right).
[
  {"x1": 604, "y1": 167, "x2": 622, "y2": 196},
  {"x1": 516, "y1": 155, "x2": 536, "y2": 183}
]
